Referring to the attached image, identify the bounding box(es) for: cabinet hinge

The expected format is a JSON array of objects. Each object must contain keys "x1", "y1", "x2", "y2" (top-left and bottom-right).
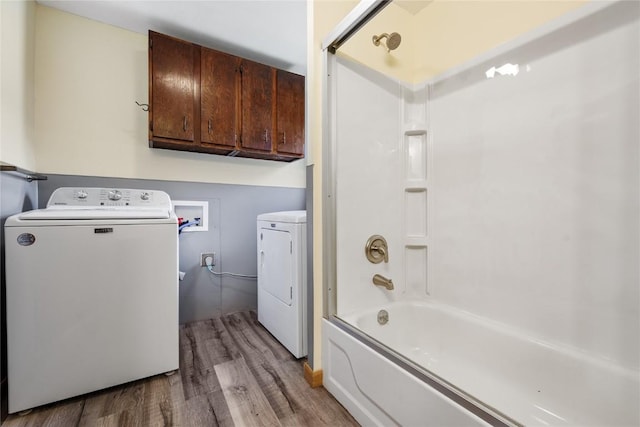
[
  {"x1": 290, "y1": 287, "x2": 293, "y2": 299},
  {"x1": 149, "y1": 38, "x2": 152, "y2": 48}
]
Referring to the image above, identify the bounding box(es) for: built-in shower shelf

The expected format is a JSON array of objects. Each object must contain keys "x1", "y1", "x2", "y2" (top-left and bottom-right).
[
  {"x1": 403, "y1": 124, "x2": 427, "y2": 135},
  {"x1": 405, "y1": 238, "x2": 428, "y2": 248},
  {"x1": 405, "y1": 182, "x2": 427, "y2": 192}
]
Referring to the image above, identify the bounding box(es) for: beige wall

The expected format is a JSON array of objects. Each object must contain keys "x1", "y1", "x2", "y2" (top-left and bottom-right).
[
  {"x1": 1, "y1": 0, "x2": 37, "y2": 171},
  {"x1": 327, "y1": 1, "x2": 588, "y2": 85},
  {"x1": 308, "y1": 0, "x2": 359, "y2": 370},
  {"x1": 413, "y1": 0, "x2": 588, "y2": 82},
  {"x1": 33, "y1": 5, "x2": 305, "y2": 188}
]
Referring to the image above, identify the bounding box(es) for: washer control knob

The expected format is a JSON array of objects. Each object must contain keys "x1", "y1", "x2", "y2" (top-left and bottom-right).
[
  {"x1": 75, "y1": 190, "x2": 88, "y2": 199},
  {"x1": 108, "y1": 190, "x2": 122, "y2": 201},
  {"x1": 140, "y1": 192, "x2": 150, "y2": 201}
]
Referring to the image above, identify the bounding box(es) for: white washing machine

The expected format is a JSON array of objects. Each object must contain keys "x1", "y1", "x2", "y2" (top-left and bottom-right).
[
  {"x1": 257, "y1": 211, "x2": 307, "y2": 358},
  {"x1": 4, "y1": 187, "x2": 179, "y2": 413}
]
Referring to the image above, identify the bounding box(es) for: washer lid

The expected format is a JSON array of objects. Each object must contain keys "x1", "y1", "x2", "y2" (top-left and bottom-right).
[
  {"x1": 18, "y1": 206, "x2": 171, "y2": 220},
  {"x1": 257, "y1": 210, "x2": 306, "y2": 223}
]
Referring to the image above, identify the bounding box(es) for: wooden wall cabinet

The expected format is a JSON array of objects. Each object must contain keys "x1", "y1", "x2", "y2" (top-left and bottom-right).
[
  {"x1": 200, "y1": 47, "x2": 239, "y2": 149},
  {"x1": 239, "y1": 60, "x2": 274, "y2": 153},
  {"x1": 149, "y1": 32, "x2": 196, "y2": 144},
  {"x1": 276, "y1": 70, "x2": 305, "y2": 157},
  {"x1": 148, "y1": 31, "x2": 304, "y2": 161}
]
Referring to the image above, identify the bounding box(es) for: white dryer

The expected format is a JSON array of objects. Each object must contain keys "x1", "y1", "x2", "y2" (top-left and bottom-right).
[
  {"x1": 257, "y1": 211, "x2": 307, "y2": 358},
  {"x1": 4, "y1": 187, "x2": 178, "y2": 413}
]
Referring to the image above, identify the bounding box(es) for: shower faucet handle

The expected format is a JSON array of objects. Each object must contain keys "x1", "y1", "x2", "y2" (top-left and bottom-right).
[
  {"x1": 365, "y1": 235, "x2": 389, "y2": 263},
  {"x1": 372, "y1": 244, "x2": 387, "y2": 262}
]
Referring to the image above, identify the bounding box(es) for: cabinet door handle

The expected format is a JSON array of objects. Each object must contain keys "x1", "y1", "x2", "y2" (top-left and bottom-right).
[
  {"x1": 264, "y1": 129, "x2": 269, "y2": 143},
  {"x1": 183, "y1": 116, "x2": 188, "y2": 132},
  {"x1": 280, "y1": 132, "x2": 286, "y2": 145},
  {"x1": 208, "y1": 119, "x2": 212, "y2": 134}
]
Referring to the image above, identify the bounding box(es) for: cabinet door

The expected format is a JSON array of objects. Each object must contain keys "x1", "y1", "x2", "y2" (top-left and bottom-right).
[
  {"x1": 276, "y1": 71, "x2": 305, "y2": 156},
  {"x1": 240, "y1": 60, "x2": 274, "y2": 152},
  {"x1": 150, "y1": 32, "x2": 195, "y2": 142},
  {"x1": 201, "y1": 48, "x2": 238, "y2": 148}
]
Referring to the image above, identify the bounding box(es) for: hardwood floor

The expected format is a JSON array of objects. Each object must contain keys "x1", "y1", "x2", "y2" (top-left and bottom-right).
[{"x1": 2, "y1": 312, "x2": 358, "y2": 427}]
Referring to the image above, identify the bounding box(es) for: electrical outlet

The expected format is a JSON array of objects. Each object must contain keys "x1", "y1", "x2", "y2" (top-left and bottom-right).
[{"x1": 200, "y1": 253, "x2": 215, "y2": 267}]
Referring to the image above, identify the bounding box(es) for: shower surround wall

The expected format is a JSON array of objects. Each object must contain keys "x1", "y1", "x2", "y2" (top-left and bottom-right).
[
  {"x1": 334, "y1": 55, "x2": 430, "y2": 317},
  {"x1": 330, "y1": 1, "x2": 638, "y2": 424},
  {"x1": 335, "y1": 57, "x2": 403, "y2": 315}
]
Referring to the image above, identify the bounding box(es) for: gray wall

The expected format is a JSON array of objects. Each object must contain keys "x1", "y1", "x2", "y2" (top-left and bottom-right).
[
  {"x1": 1, "y1": 171, "x2": 39, "y2": 420},
  {"x1": 39, "y1": 174, "x2": 305, "y2": 324}
]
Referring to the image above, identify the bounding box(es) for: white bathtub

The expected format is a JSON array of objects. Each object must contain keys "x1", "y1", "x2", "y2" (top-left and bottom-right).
[{"x1": 323, "y1": 301, "x2": 639, "y2": 426}]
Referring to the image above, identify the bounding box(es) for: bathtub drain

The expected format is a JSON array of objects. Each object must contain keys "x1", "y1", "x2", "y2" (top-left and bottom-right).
[{"x1": 377, "y1": 309, "x2": 389, "y2": 325}]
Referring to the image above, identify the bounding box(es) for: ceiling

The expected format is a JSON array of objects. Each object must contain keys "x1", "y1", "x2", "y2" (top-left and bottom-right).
[
  {"x1": 394, "y1": 0, "x2": 431, "y2": 15},
  {"x1": 37, "y1": 0, "x2": 307, "y2": 75}
]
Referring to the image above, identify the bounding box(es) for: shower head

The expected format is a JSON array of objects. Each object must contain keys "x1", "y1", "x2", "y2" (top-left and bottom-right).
[
  {"x1": 386, "y1": 32, "x2": 402, "y2": 50},
  {"x1": 372, "y1": 32, "x2": 402, "y2": 52}
]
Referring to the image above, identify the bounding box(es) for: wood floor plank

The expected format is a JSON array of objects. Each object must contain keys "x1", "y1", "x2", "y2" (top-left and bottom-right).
[
  {"x1": 79, "y1": 392, "x2": 130, "y2": 427},
  {"x1": 77, "y1": 392, "x2": 111, "y2": 426},
  {"x1": 220, "y1": 314, "x2": 298, "y2": 420},
  {"x1": 93, "y1": 407, "x2": 146, "y2": 427},
  {"x1": 141, "y1": 376, "x2": 173, "y2": 426},
  {"x1": 214, "y1": 358, "x2": 281, "y2": 427},
  {"x1": 77, "y1": 379, "x2": 146, "y2": 425},
  {"x1": 78, "y1": 386, "x2": 135, "y2": 426},
  {"x1": 93, "y1": 413, "x2": 119, "y2": 427},
  {"x1": 165, "y1": 368, "x2": 187, "y2": 426},
  {"x1": 179, "y1": 322, "x2": 231, "y2": 401},
  {"x1": 192, "y1": 318, "x2": 239, "y2": 364},
  {"x1": 40, "y1": 400, "x2": 85, "y2": 427},
  {"x1": 272, "y1": 355, "x2": 358, "y2": 426},
  {"x1": 1, "y1": 399, "x2": 84, "y2": 427},
  {"x1": 180, "y1": 390, "x2": 234, "y2": 427}
]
